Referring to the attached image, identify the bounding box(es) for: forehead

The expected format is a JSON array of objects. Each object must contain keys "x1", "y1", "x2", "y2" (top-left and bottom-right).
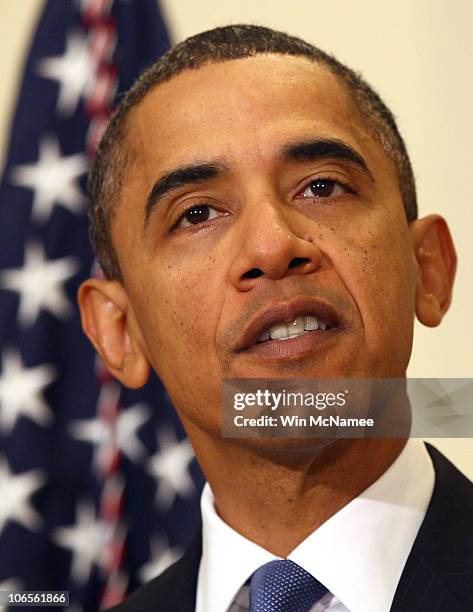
[{"x1": 126, "y1": 54, "x2": 374, "y2": 170}]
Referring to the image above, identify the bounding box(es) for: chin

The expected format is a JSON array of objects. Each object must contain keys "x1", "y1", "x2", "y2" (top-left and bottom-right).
[{"x1": 230, "y1": 435, "x2": 340, "y2": 457}]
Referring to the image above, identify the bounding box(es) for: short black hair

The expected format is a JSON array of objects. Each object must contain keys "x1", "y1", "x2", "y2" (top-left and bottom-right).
[{"x1": 89, "y1": 24, "x2": 417, "y2": 280}]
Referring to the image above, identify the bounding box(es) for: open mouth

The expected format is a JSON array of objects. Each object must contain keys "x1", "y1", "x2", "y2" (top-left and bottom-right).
[
  {"x1": 257, "y1": 314, "x2": 332, "y2": 344},
  {"x1": 235, "y1": 297, "x2": 342, "y2": 357},
  {"x1": 248, "y1": 312, "x2": 339, "y2": 359}
]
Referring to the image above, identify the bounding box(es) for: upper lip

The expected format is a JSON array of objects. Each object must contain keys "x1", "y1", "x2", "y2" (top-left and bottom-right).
[{"x1": 235, "y1": 296, "x2": 342, "y2": 352}]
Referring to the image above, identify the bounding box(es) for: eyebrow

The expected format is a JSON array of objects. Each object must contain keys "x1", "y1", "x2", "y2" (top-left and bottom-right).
[
  {"x1": 280, "y1": 138, "x2": 373, "y2": 179},
  {"x1": 144, "y1": 161, "x2": 228, "y2": 229}
]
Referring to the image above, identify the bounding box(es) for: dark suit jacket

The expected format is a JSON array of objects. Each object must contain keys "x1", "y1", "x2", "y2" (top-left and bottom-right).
[{"x1": 109, "y1": 444, "x2": 473, "y2": 611}]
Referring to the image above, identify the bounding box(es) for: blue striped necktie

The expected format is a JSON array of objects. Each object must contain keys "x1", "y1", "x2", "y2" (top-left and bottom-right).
[{"x1": 249, "y1": 559, "x2": 328, "y2": 612}]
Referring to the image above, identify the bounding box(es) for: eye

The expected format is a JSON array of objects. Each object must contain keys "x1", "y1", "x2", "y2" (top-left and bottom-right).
[
  {"x1": 299, "y1": 178, "x2": 351, "y2": 199},
  {"x1": 175, "y1": 204, "x2": 221, "y2": 229}
]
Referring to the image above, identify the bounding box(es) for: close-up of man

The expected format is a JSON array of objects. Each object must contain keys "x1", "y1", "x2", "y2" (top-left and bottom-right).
[{"x1": 77, "y1": 25, "x2": 472, "y2": 612}]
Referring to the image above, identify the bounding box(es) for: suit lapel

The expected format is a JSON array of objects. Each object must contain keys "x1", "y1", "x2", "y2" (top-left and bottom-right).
[{"x1": 391, "y1": 444, "x2": 473, "y2": 611}]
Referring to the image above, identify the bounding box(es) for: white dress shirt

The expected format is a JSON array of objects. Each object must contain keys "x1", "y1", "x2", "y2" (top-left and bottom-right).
[{"x1": 195, "y1": 439, "x2": 435, "y2": 612}]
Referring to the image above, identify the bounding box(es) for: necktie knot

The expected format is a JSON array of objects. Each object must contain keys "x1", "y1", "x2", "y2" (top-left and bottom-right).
[{"x1": 249, "y1": 559, "x2": 328, "y2": 612}]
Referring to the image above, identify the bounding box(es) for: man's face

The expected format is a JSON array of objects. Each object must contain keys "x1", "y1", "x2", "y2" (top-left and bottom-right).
[{"x1": 112, "y1": 55, "x2": 419, "y2": 435}]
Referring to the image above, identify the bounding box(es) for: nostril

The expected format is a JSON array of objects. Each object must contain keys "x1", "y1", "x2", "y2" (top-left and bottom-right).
[
  {"x1": 288, "y1": 257, "x2": 310, "y2": 269},
  {"x1": 242, "y1": 268, "x2": 264, "y2": 280}
]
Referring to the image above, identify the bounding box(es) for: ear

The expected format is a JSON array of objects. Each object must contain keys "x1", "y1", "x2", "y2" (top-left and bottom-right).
[
  {"x1": 78, "y1": 279, "x2": 150, "y2": 388},
  {"x1": 410, "y1": 214, "x2": 457, "y2": 327}
]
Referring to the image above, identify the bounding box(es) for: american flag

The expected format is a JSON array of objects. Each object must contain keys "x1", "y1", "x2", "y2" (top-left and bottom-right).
[{"x1": 0, "y1": 1, "x2": 203, "y2": 610}]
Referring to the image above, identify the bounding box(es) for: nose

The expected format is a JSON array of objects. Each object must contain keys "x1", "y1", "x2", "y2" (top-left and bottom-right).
[{"x1": 228, "y1": 200, "x2": 322, "y2": 292}]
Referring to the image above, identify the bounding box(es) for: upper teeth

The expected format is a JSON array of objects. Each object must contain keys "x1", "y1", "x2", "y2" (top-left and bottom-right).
[{"x1": 258, "y1": 315, "x2": 327, "y2": 343}]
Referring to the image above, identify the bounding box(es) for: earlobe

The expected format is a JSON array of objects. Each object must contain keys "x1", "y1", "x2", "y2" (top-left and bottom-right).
[
  {"x1": 410, "y1": 215, "x2": 457, "y2": 327},
  {"x1": 78, "y1": 279, "x2": 150, "y2": 388}
]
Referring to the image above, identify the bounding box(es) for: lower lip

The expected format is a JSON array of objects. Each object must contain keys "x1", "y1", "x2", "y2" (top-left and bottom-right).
[{"x1": 240, "y1": 328, "x2": 342, "y2": 360}]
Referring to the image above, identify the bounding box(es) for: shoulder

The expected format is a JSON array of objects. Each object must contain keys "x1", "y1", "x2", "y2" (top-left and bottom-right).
[
  {"x1": 106, "y1": 560, "x2": 187, "y2": 612},
  {"x1": 425, "y1": 442, "x2": 473, "y2": 526},
  {"x1": 107, "y1": 529, "x2": 202, "y2": 612},
  {"x1": 419, "y1": 443, "x2": 473, "y2": 560},
  {"x1": 392, "y1": 443, "x2": 473, "y2": 610}
]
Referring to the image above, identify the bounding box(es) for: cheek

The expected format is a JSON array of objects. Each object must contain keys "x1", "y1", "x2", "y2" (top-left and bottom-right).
[
  {"x1": 138, "y1": 256, "x2": 225, "y2": 383},
  {"x1": 143, "y1": 255, "x2": 227, "y2": 435},
  {"x1": 327, "y1": 214, "x2": 417, "y2": 371}
]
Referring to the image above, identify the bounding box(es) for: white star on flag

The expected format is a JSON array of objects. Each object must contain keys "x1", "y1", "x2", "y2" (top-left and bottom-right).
[
  {"x1": 0, "y1": 350, "x2": 56, "y2": 434},
  {"x1": 0, "y1": 458, "x2": 44, "y2": 536},
  {"x1": 147, "y1": 426, "x2": 195, "y2": 511},
  {"x1": 37, "y1": 31, "x2": 96, "y2": 116},
  {"x1": 69, "y1": 402, "x2": 151, "y2": 472},
  {"x1": 10, "y1": 136, "x2": 87, "y2": 223},
  {"x1": 53, "y1": 502, "x2": 112, "y2": 584},
  {"x1": 138, "y1": 535, "x2": 182, "y2": 584},
  {"x1": 0, "y1": 242, "x2": 79, "y2": 327}
]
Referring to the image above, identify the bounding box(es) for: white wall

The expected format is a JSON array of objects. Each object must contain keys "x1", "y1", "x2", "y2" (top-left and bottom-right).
[{"x1": 1, "y1": 0, "x2": 472, "y2": 476}]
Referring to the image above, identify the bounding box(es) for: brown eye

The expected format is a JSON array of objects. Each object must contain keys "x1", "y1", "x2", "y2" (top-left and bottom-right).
[
  {"x1": 176, "y1": 205, "x2": 213, "y2": 229},
  {"x1": 301, "y1": 179, "x2": 346, "y2": 199},
  {"x1": 184, "y1": 205, "x2": 210, "y2": 224},
  {"x1": 175, "y1": 204, "x2": 223, "y2": 229}
]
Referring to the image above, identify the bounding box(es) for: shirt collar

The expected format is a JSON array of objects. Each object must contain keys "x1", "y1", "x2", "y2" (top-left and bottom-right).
[
  {"x1": 196, "y1": 482, "x2": 278, "y2": 612},
  {"x1": 196, "y1": 439, "x2": 434, "y2": 612}
]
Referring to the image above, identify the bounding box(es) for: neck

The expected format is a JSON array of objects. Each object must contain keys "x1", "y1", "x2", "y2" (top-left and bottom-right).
[{"x1": 183, "y1": 419, "x2": 406, "y2": 557}]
